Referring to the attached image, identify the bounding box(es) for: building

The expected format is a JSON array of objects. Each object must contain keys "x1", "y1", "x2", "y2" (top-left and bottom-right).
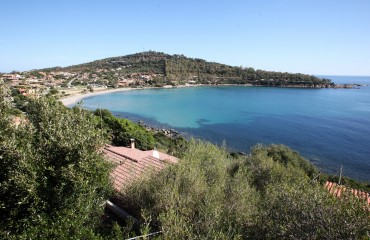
[
  {"x1": 103, "y1": 140, "x2": 178, "y2": 192},
  {"x1": 3, "y1": 74, "x2": 21, "y2": 81}
]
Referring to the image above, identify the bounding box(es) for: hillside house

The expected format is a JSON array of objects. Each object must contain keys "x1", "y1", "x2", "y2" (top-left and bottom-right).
[
  {"x1": 3, "y1": 74, "x2": 21, "y2": 80},
  {"x1": 103, "y1": 140, "x2": 178, "y2": 192}
]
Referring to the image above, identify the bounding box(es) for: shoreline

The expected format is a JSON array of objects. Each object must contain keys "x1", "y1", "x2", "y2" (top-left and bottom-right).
[
  {"x1": 59, "y1": 85, "x2": 203, "y2": 106},
  {"x1": 59, "y1": 82, "x2": 362, "y2": 106},
  {"x1": 60, "y1": 87, "x2": 151, "y2": 106}
]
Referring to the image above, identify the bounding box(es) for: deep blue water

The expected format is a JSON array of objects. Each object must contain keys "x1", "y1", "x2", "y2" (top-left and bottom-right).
[{"x1": 79, "y1": 76, "x2": 370, "y2": 181}]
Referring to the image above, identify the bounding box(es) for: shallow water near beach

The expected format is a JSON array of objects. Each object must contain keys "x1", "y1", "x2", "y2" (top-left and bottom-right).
[{"x1": 80, "y1": 76, "x2": 370, "y2": 181}]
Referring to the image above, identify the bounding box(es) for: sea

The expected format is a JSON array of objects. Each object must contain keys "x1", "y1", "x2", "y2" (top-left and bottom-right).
[{"x1": 77, "y1": 76, "x2": 370, "y2": 182}]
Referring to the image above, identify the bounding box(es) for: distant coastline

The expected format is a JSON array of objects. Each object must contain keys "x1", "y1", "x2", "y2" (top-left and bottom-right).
[{"x1": 59, "y1": 82, "x2": 364, "y2": 106}]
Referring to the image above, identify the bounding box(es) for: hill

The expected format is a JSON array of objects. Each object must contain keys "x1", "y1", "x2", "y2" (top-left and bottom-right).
[{"x1": 42, "y1": 51, "x2": 333, "y2": 88}]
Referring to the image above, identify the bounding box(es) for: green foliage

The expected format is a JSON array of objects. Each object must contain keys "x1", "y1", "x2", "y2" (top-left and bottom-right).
[
  {"x1": 119, "y1": 140, "x2": 259, "y2": 238},
  {"x1": 93, "y1": 108, "x2": 186, "y2": 154},
  {"x1": 49, "y1": 88, "x2": 59, "y2": 95},
  {"x1": 94, "y1": 109, "x2": 155, "y2": 150},
  {"x1": 12, "y1": 93, "x2": 29, "y2": 111},
  {"x1": 252, "y1": 144, "x2": 318, "y2": 178},
  {"x1": 0, "y1": 91, "x2": 113, "y2": 238},
  {"x1": 117, "y1": 140, "x2": 369, "y2": 239},
  {"x1": 153, "y1": 132, "x2": 188, "y2": 157},
  {"x1": 255, "y1": 183, "x2": 369, "y2": 239}
]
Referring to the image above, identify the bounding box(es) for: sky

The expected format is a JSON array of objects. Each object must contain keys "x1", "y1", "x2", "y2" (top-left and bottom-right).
[{"x1": 1, "y1": 0, "x2": 369, "y2": 75}]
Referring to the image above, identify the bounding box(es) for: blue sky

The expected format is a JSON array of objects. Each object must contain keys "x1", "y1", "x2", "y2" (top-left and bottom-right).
[{"x1": 1, "y1": 0, "x2": 369, "y2": 75}]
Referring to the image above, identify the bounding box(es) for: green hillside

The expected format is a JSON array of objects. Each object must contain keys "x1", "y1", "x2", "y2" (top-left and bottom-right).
[{"x1": 44, "y1": 51, "x2": 333, "y2": 87}]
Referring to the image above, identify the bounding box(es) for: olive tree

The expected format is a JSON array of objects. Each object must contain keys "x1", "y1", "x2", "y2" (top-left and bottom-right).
[{"x1": 0, "y1": 85, "x2": 113, "y2": 238}]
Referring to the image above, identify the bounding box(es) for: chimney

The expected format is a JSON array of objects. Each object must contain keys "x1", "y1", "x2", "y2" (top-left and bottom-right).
[
  {"x1": 130, "y1": 138, "x2": 135, "y2": 149},
  {"x1": 152, "y1": 150, "x2": 159, "y2": 159}
]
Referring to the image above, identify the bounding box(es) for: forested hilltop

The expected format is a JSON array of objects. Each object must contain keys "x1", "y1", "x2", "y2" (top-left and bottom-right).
[{"x1": 42, "y1": 51, "x2": 334, "y2": 88}]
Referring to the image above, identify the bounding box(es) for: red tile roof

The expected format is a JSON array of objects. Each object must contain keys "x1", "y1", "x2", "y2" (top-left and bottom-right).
[
  {"x1": 325, "y1": 181, "x2": 370, "y2": 210},
  {"x1": 103, "y1": 145, "x2": 178, "y2": 192}
]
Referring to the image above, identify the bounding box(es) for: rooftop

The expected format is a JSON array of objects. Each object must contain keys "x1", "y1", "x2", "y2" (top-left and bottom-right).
[
  {"x1": 103, "y1": 144, "x2": 178, "y2": 192},
  {"x1": 325, "y1": 181, "x2": 370, "y2": 210}
]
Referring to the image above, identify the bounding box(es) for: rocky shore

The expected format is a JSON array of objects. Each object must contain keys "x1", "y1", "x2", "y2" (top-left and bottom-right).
[{"x1": 137, "y1": 120, "x2": 181, "y2": 139}]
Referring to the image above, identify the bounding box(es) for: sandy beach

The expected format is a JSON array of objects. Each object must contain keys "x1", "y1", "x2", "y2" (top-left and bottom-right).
[
  {"x1": 59, "y1": 85, "x2": 194, "y2": 106},
  {"x1": 59, "y1": 87, "x2": 135, "y2": 106},
  {"x1": 59, "y1": 84, "x2": 241, "y2": 106}
]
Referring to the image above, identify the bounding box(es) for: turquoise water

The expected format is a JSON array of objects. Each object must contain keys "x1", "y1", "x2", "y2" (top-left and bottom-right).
[{"x1": 80, "y1": 76, "x2": 370, "y2": 181}]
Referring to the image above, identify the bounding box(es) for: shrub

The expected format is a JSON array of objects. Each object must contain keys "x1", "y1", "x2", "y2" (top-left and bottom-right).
[
  {"x1": 254, "y1": 182, "x2": 369, "y2": 239},
  {"x1": 94, "y1": 109, "x2": 155, "y2": 150},
  {"x1": 119, "y1": 140, "x2": 258, "y2": 238},
  {"x1": 0, "y1": 93, "x2": 113, "y2": 238},
  {"x1": 116, "y1": 141, "x2": 369, "y2": 239}
]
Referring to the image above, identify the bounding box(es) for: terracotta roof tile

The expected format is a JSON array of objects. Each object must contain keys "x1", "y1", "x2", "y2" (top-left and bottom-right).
[
  {"x1": 324, "y1": 181, "x2": 370, "y2": 210},
  {"x1": 103, "y1": 145, "x2": 178, "y2": 192}
]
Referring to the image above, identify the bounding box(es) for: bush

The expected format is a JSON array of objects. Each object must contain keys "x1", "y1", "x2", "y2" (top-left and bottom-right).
[
  {"x1": 49, "y1": 88, "x2": 59, "y2": 95},
  {"x1": 118, "y1": 140, "x2": 259, "y2": 238},
  {"x1": 153, "y1": 132, "x2": 188, "y2": 157},
  {"x1": 255, "y1": 183, "x2": 369, "y2": 239},
  {"x1": 0, "y1": 93, "x2": 113, "y2": 238},
  {"x1": 94, "y1": 109, "x2": 155, "y2": 150},
  {"x1": 253, "y1": 144, "x2": 318, "y2": 178},
  {"x1": 116, "y1": 141, "x2": 370, "y2": 239}
]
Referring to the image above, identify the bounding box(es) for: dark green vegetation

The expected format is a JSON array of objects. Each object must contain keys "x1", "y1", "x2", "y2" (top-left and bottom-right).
[
  {"x1": 118, "y1": 141, "x2": 369, "y2": 239},
  {"x1": 262, "y1": 145, "x2": 370, "y2": 192},
  {"x1": 94, "y1": 108, "x2": 155, "y2": 150},
  {"x1": 152, "y1": 132, "x2": 188, "y2": 158},
  {"x1": 1, "y1": 82, "x2": 369, "y2": 239},
  {"x1": 92, "y1": 109, "x2": 187, "y2": 156},
  {"x1": 0, "y1": 84, "x2": 113, "y2": 239},
  {"x1": 10, "y1": 88, "x2": 28, "y2": 112},
  {"x1": 43, "y1": 51, "x2": 333, "y2": 87}
]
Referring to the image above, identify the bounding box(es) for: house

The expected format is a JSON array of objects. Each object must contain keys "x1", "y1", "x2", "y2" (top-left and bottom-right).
[
  {"x1": 103, "y1": 140, "x2": 178, "y2": 192},
  {"x1": 3, "y1": 74, "x2": 21, "y2": 81}
]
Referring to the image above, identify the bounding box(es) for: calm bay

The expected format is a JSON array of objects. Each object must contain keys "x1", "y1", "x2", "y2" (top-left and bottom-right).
[{"x1": 79, "y1": 76, "x2": 370, "y2": 181}]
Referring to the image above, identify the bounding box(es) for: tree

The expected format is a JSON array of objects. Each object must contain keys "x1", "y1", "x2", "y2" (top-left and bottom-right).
[
  {"x1": 0, "y1": 90, "x2": 113, "y2": 238},
  {"x1": 94, "y1": 109, "x2": 155, "y2": 150},
  {"x1": 49, "y1": 88, "x2": 59, "y2": 95},
  {"x1": 88, "y1": 85, "x2": 94, "y2": 92}
]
